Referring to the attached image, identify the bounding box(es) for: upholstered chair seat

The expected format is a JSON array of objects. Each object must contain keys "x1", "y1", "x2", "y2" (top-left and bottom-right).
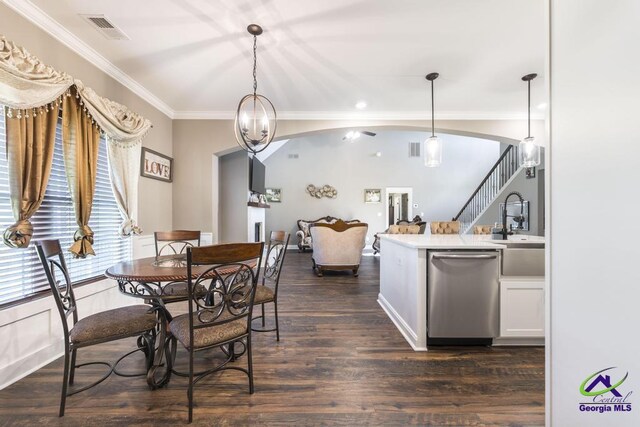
[
  {"x1": 254, "y1": 285, "x2": 276, "y2": 304},
  {"x1": 69, "y1": 305, "x2": 156, "y2": 345},
  {"x1": 169, "y1": 312, "x2": 247, "y2": 349},
  {"x1": 161, "y1": 282, "x2": 207, "y2": 299}
]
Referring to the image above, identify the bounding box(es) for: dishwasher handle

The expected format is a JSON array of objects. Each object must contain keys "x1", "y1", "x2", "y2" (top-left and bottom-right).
[{"x1": 432, "y1": 253, "x2": 498, "y2": 260}]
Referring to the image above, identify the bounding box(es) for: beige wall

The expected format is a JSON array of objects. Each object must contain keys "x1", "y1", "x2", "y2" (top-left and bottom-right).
[
  {"x1": 171, "y1": 118, "x2": 545, "y2": 235},
  {"x1": 0, "y1": 4, "x2": 173, "y2": 233}
]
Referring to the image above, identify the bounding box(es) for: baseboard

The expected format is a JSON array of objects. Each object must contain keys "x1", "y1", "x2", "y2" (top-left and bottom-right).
[
  {"x1": 492, "y1": 337, "x2": 545, "y2": 346},
  {"x1": 0, "y1": 339, "x2": 64, "y2": 390},
  {"x1": 377, "y1": 293, "x2": 427, "y2": 351}
]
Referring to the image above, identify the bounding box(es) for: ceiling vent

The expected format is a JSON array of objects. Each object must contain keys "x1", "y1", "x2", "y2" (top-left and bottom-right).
[
  {"x1": 409, "y1": 142, "x2": 421, "y2": 158},
  {"x1": 288, "y1": 154, "x2": 299, "y2": 159},
  {"x1": 80, "y1": 15, "x2": 129, "y2": 40}
]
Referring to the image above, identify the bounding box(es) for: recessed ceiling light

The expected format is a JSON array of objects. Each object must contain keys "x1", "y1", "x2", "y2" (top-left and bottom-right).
[
  {"x1": 355, "y1": 101, "x2": 367, "y2": 109},
  {"x1": 537, "y1": 102, "x2": 548, "y2": 110},
  {"x1": 375, "y1": 151, "x2": 382, "y2": 157}
]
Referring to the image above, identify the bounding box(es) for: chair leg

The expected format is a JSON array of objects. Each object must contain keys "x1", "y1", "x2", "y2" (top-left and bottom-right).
[
  {"x1": 247, "y1": 338, "x2": 254, "y2": 394},
  {"x1": 68, "y1": 348, "x2": 77, "y2": 385},
  {"x1": 261, "y1": 304, "x2": 265, "y2": 327},
  {"x1": 274, "y1": 301, "x2": 280, "y2": 341},
  {"x1": 188, "y1": 347, "x2": 194, "y2": 423},
  {"x1": 353, "y1": 267, "x2": 359, "y2": 277},
  {"x1": 228, "y1": 342, "x2": 236, "y2": 361},
  {"x1": 59, "y1": 349, "x2": 71, "y2": 417}
]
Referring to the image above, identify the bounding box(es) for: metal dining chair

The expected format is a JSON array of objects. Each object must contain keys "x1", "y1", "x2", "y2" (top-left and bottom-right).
[
  {"x1": 251, "y1": 231, "x2": 290, "y2": 341},
  {"x1": 35, "y1": 240, "x2": 159, "y2": 417},
  {"x1": 153, "y1": 230, "x2": 204, "y2": 304},
  {"x1": 154, "y1": 230, "x2": 201, "y2": 256},
  {"x1": 165, "y1": 242, "x2": 264, "y2": 423}
]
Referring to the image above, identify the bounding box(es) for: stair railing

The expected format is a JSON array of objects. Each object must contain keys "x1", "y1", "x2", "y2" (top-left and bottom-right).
[{"x1": 452, "y1": 145, "x2": 520, "y2": 232}]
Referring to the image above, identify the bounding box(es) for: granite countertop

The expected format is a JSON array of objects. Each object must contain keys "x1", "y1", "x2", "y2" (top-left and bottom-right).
[{"x1": 378, "y1": 233, "x2": 545, "y2": 250}]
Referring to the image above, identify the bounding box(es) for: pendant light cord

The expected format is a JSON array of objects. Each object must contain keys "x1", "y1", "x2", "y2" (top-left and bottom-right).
[
  {"x1": 252, "y1": 35, "x2": 258, "y2": 97},
  {"x1": 431, "y1": 79, "x2": 435, "y2": 137},
  {"x1": 527, "y1": 79, "x2": 531, "y2": 138}
]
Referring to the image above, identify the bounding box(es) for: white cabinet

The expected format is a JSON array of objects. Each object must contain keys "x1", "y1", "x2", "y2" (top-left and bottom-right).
[{"x1": 499, "y1": 278, "x2": 545, "y2": 338}]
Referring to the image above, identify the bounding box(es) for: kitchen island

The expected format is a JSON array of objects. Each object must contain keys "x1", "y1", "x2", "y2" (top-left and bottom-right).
[{"x1": 378, "y1": 233, "x2": 545, "y2": 350}]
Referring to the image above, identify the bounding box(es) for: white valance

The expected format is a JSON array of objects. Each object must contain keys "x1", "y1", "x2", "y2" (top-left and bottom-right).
[
  {"x1": 74, "y1": 80, "x2": 152, "y2": 147},
  {"x1": 0, "y1": 36, "x2": 73, "y2": 109}
]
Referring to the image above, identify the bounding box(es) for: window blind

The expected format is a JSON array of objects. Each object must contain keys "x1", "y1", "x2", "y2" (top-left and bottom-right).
[{"x1": 0, "y1": 108, "x2": 131, "y2": 306}]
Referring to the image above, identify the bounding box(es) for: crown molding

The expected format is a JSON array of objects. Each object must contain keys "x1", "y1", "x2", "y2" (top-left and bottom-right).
[
  {"x1": 172, "y1": 110, "x2": 545, "y2": 121},
  {"x1": 1, "y1": 0, "x2": 176, "y2": 118}
]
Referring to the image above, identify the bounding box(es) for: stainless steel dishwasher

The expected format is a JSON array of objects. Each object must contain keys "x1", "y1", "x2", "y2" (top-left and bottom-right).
[{"x1": 427, "y1": 250, "x2": 500, "y2": 343}]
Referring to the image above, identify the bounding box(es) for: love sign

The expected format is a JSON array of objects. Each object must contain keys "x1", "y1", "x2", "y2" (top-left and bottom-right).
[{"x1": 140, "y1": 147, "x2": 173, "y2": 182}]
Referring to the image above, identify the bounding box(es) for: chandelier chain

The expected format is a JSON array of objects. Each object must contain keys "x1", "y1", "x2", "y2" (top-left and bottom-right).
[{"x1": 252, "y1": 35, "x2": 258, "y2": 96}]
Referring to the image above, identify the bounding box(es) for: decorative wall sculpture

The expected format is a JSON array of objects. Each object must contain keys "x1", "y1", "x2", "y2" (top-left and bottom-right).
[{"x1": 306, "y1": 184, "x2": 337, "y2": 199}]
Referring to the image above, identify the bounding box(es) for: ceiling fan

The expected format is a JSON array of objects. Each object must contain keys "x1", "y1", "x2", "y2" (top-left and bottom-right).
[{"x1": 343, "y1": 130, "x2": 377, "y2": 141}]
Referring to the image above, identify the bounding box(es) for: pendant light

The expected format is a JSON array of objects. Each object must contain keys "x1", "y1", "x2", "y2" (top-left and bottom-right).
[
  {"x1": 519, "y1": 73, "x2": 541, "y2": 167},
  {"x1": 424, "y1": 73, "x2": 442, "y2": 167},
  {"x1": 234, "y1": 24, "x2": 277, "y2": 154}
]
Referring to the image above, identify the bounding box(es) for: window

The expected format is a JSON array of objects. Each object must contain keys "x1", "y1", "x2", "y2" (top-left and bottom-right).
[{"x1": 0, "y1": 108, "x2": 131, "y2": 306}]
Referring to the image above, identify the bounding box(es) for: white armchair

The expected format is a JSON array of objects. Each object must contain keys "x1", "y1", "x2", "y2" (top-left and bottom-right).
[{"x1": 309, "y1": 220, "x2": 368, "y2": 277}]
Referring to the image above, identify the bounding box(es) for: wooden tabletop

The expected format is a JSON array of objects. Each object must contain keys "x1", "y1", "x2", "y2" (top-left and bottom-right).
[{"x1": 105, "y1": 255, "x2": 256, "y2": 283}]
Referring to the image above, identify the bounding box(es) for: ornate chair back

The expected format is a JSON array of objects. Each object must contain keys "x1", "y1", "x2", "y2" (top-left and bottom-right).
[
  {"x1": 186, "y1": 243, "x2": 264, "y2": 341},
  {"x1": 154, "y1": 230, "x2": 201, "y2": 256},
  {"x1": 34, "y1": 240, "x2": 78, "y2": 342},
  {"x1": 263, "y1": 231, "x2": 290, "y2": 297}
]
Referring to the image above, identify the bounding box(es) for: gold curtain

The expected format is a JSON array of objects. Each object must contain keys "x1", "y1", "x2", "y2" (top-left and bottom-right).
[
  {"x1": 62, "y1": 92, "x2": 100, "y2": 258},
  {"x1": 2, "y1": 107, "x2": 58, "y2": 248}
]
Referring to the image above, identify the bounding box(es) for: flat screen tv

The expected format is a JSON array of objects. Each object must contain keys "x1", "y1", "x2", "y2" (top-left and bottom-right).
[{"x1": 249, "y1": 157, "x2": 266, "y2": 195}]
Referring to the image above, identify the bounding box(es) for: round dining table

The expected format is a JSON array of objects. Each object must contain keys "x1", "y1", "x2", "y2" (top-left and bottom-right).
[
  {"x1": 106, "y1": 255, "x2": 200, "y2": 388},
  {"x1": 105, "y1": 255, "x2": 256, "y2": 389}
]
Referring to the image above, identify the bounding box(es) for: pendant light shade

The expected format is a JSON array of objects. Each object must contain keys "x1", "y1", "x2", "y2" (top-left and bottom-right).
[
  {"x1": 234, "y1": 24, "x2": 277, "y2": 154},
  {"x1": 424, "y1": 136, "x2": 442, "y2": 167},
  {"x1": 424, "y1": 73, "x2": 441, "y2": 167},
  {"x1": 519, "y1": 73, "x2": 540, "y2": 168}
]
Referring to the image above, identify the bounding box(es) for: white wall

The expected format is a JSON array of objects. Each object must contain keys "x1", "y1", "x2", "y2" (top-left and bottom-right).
[
  {"x1": 550, "y1": 0, "x2": 640, "y2": 425},
  {"x1": 263, "y1": 131, "x2": 500, "y2": 244}
]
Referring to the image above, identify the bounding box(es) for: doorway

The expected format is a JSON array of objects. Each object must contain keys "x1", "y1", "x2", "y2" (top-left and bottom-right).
[{"x1": 385, "y1": 187, "x2": 413, "y2": 227}]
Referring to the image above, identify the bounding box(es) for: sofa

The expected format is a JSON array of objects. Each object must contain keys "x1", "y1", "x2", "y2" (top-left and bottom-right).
[
  {"x1": 295, "y1": 216, "x2": 361, "y2": 252},
  {"x1": 372, "y1": 216, "x2": 427, "y2": 254},
  {"x1": 309, "y1": 220, "x2": 368, "y2": 277}
]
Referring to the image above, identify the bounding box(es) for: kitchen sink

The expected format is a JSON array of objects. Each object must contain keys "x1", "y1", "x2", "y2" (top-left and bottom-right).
[{"x1": 501, "y1": 244, "x2": 545, "y2": 276}]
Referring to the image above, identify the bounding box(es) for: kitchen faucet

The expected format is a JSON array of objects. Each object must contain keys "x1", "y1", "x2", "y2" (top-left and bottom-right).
[{"x1": 499, "y1": 191, "x2": 525, "y2": 240}]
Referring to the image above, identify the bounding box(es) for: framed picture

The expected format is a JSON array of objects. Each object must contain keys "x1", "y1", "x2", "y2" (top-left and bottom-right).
[
  {"x1": 140, "y1": 147, "x2": 173, "y2": 182},
  {"x1": 265, "y1": 188, "x2": 282, "y2": 203},
  {"x1": 364, "y1": 188, "x2": 382, "y2": 203},
  {"x1": 525, "y1": 166, "x2": 536, "y2": 179}
]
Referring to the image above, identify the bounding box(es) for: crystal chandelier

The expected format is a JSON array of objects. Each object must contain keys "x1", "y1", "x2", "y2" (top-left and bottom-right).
[{"x1": 234, "y1": 24, "x2": 277, "y2": 154}]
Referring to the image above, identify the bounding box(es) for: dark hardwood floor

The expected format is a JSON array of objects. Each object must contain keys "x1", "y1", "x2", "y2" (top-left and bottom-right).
[{"x1": 0, "y1": 251, "x2": 544, "y2": 426}]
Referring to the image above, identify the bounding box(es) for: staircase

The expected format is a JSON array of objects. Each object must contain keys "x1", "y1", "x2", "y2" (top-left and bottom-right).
[{"x1": 452, "y1": 145, "x2": 521, "y2": 233}]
